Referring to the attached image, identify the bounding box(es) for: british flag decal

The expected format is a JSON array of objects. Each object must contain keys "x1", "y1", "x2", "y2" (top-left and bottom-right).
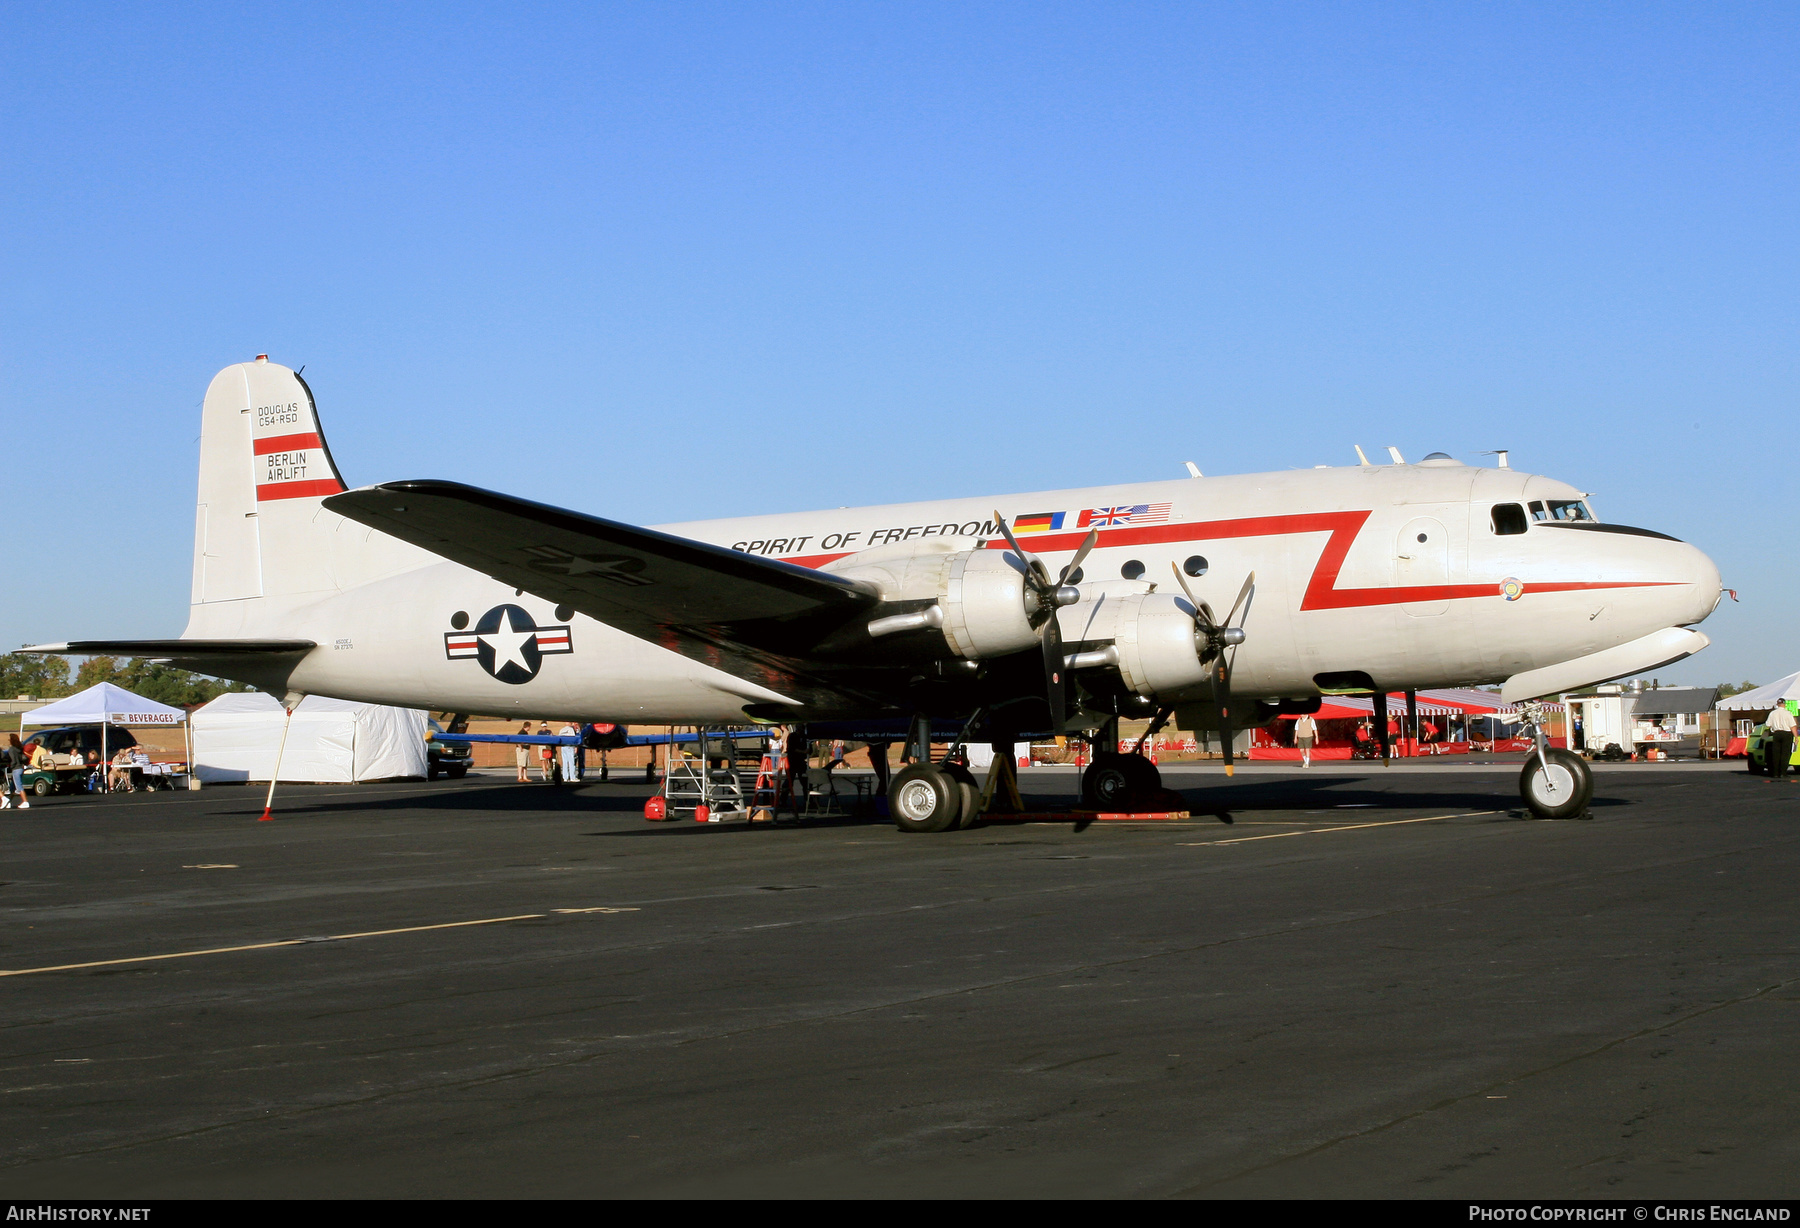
[{"x1": 1078, "y1": 502, "x2": 1171, "y2": 528}]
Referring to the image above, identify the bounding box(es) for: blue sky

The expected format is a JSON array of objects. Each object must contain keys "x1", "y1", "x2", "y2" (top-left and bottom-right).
[{"x1": 2, "y1": 2, "x2": 1792, "y2": 687}]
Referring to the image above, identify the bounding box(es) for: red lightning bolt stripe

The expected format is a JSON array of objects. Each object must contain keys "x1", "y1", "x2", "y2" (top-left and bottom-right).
[{"x1": 785, "y1": 510, "x2": 1677, "y2": 610}]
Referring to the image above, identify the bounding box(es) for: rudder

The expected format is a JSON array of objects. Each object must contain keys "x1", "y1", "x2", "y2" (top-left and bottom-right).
[{"x1": 191, "y1": 356, "x2": 350, "y2": 609}]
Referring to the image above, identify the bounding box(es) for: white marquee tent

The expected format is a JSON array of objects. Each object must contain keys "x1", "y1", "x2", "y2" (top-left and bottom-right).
[
  {"x1": 1716, "y1": 670, "x2": 1800, "y2": 713},
  {"x1": 191, "y1": 692, "x2": 428, "y2": 783},
  {"x1": 22, "y1": 682, "x2": 186, "y2": 729},
  {"x1": 22, "y1": 682, "x2": 191, "y2": 769}
]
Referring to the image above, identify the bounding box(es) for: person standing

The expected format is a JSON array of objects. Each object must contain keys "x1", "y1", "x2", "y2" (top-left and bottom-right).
[
  {"x1": 784, "y1": 727, "x2": 809, "y2": 817},
  {"x1": 537, "y1": 722, "x2": 556, "y2": 783},
  {"x1": 1294, "y1": 713, "x2": 1318, "y2": 768},
  {"x1": 1765, "y1": 702, "x2": 1797, "y2": 782},
  {"x1": 1, "y1": 734, "x2": 26, "y2": 810},
  {"x1": 514, "y1": 723, "x2": 531, "y2": 782},
  {"x1": 866, "y1": 740, "x2": 891, "y2": 797},
  {"x1": 558, "y1": 722, "x2": 580, "y2": 783}
]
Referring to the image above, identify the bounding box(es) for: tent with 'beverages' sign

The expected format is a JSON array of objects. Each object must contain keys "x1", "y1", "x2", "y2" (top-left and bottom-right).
[
  {"x1": 21, "y1": 682, "x2": 193, "y2": 778},
  {"x1": 21, "y1": 682, "x2": 186, "y2": 729}
]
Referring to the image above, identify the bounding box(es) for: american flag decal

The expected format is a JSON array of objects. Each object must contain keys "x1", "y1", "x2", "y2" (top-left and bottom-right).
[{"x1": 1078, "y1": 502, "x2": 1172, "y2": 528}]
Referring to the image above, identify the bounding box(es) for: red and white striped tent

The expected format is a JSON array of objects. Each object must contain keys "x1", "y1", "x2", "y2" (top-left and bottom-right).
[{"x1": 1279, "y1": 689, "x2": 1562, "y2": 719}]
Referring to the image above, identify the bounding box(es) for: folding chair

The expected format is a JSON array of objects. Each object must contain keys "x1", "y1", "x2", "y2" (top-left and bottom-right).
[{"x1": 802, "y1": 766, "x2": 838, "y2": 815}]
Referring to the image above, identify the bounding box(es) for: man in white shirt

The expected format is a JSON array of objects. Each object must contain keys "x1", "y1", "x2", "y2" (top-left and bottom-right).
[
  {"x1": 1294, "y1": 713, "x2": 1318, "y2": 768},
  {"x1": 558, "y1": 723, "x2": 580, "y2": 783},
  {"x1": 1764, "y1": 702, "x2": 1796, "y2": 781}
]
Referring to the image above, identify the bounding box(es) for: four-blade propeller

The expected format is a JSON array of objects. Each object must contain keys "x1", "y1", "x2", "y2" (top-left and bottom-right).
[
  {"x1": 1170, "y1": 563, "x2": 1255, "y2": 776},
  {"x1": 993, "y1": 512, "x2": 1098, "y2": 728},
  {"x1": 989, "y1": 513, "x2": 1256, "y2": 763}
]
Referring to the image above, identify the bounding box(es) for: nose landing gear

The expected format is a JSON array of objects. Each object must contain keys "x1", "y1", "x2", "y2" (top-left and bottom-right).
[{"x1": 1516, "y1": 700, "x2": 1593, "y2": 819}]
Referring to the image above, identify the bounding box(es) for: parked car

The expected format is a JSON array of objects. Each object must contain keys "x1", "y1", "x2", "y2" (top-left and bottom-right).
[
  {"x1": 426, "y1": 720, "x2": 473, "y2": 780},
  {"x1": 1745, "y1": 722, "x2": 1800, "y2": 774}
]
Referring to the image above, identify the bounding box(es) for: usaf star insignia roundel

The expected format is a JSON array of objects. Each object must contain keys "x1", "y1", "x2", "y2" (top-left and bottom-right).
[{"x1": 444, "y1": 604, "x2": 573, "y2": 685}]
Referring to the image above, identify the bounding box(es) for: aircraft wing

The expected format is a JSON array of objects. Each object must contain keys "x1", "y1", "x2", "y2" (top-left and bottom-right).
[
  {"x1": 324, "y1": 481, "x2": 887, "y2": 711},
  {"x1": 25, "y1": 639, "x2": 316, "y2": 657}
]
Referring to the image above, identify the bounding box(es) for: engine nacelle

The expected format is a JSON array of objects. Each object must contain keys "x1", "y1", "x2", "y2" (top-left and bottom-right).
[
  {"x1": 823, "y1": 540, "x2": 1040, "y2": 660},
  {"x1": 1111, "y1": 593, "x2": 1210, "y2": 698},
  {"x1": 1060, "y1": 591, "x2": 1211, "y2": 699}
]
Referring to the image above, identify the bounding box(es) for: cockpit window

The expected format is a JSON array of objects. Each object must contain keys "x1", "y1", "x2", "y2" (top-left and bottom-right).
[
  {"x1": 1490, "y1": 504, "x2": 1528, "y2": 535},
  {"x1": 1529, "y1": 499, "x2": 1596, "y2": 523}
]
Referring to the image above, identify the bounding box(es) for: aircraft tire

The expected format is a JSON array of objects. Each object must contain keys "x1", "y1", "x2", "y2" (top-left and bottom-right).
[
  {"x1": 890, "y1": 763, "x2": 960, "y2": 833},
  {"x1": 1519, "y1": 748, "x2": 1593, "y2": 820},
  {"x1": 942, "y1": 762, "x2": 981, "y2": 830},
  {"x1": 1082, "y1": 753, "x2": 1158, "y2": 810}
]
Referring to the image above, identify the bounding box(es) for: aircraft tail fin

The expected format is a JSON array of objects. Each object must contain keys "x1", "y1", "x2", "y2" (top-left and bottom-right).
[{"x1": 188, "y1": 357, "x2": 428, "y2": 634}]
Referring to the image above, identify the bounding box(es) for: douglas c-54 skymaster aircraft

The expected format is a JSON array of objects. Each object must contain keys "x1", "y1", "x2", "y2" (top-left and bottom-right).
[{"x1": 31, "y1": 358, "x2": 1724, "y2": 827}]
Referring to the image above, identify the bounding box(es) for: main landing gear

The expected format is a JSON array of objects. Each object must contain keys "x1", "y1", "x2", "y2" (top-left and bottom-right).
[
  {"x1": 889, "y1": 761, "x2": 980, "y2": 833},
  {"x1": 1080, "y1": 752, "x2": 1159, "y2": 809},
  {"x1": 887, "y1": 717, "x2": 981, "y2": 833}
]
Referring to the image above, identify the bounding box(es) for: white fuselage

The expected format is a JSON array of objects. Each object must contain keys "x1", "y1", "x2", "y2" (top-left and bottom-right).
[{"x1": 200, "y1": 460, "x2": 1721, "y2": 723}]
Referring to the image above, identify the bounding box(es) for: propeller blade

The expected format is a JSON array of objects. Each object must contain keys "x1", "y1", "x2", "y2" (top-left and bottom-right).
[
  {"x1": 1168, "y1": 561, "x2": 1219, "y2": 630},
  {"x1": 1213, "y1": 655, "x2": 1235, "y2": 777},
  {"x1": 1225, "y1": 570, "x2": 1257, "y2": 628},
  {"x1": 1168, "y1": 559, "x2": 1199, "y2": 607},
  {"x1": 992, "y1": 509, "x2": 1025, "y2": 556},
  {"x1": 1060, "y1": 528, "x2": 1099, "y2": 584},
  {"x1": 1042, "y1": 612, "x2": 1067, "y2": 728},
  {"x1": 995, "y1": 510, "x2": 1054, "y2": 598}
]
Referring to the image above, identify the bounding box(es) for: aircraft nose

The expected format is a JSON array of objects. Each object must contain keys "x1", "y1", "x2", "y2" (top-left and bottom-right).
[{"x1": 1670, "y1": 539, "x2": 1723, "y2": 626}]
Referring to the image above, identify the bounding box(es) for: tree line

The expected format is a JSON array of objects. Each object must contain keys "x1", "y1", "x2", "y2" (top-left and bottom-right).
[{"x1": 0, "y1": 653, "x2": 253, "y2": 709}]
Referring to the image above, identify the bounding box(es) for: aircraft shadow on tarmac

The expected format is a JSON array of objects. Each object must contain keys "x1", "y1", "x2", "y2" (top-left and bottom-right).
[
  {"x1": 1160, "y1": 774, "x2": 1628, "y2": 813},
  {"x1": 217, "y1": 772, "x2": 1630, "y2": 828}
]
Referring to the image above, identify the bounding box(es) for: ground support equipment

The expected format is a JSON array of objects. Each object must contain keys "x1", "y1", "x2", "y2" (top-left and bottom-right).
[{"x1": 646, "y1": 727, "x2": 753, "y2": 822}]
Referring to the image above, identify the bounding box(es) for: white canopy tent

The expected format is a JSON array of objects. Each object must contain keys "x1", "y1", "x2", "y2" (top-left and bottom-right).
[
  {"x1": 1716, "y1": 670, "x2": 1800, "y2": 713},
  {"x1": 21, "y1": 682, "x2": 190, "y2": 775},
  {"x1": 190, "y1": 692, "x2": 428, "y2": 783},
  {"x1": 21, "y1": 682, "x2": 186, "y2": 728}
]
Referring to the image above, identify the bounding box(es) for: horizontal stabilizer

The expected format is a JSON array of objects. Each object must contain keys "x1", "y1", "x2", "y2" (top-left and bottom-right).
[{"x1": 24, "y1": 639, "x2": 316, "y2": 657}]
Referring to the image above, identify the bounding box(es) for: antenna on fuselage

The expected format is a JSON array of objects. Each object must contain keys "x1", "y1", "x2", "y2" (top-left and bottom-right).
[
  {"x1": 1184, "y1": 461, "x2": 1202, "y2": 478},
  {"x1": 1480, "y1": 449, "x2": 1511, "y2": 469},
  {"x1": 1353, "y1": 445, "x2": 1371, "y2": 466},
  {"x1": 1386, "y1": 446, "x2": 1406, "y2": 464}
]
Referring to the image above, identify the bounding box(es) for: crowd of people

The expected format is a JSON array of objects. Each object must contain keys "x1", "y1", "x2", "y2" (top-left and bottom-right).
[{"x1": 0, "y1": 733, "x2": 160, "y2": 806}]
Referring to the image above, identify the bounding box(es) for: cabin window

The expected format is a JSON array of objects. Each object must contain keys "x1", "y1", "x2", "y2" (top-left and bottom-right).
[
  {"x1": 1183, "y1": 555, "x2": 1208, "y2": 577},
  {"x1": 1491, "y1": 503, "x2": 1528, "y2": 535},
  {"x1": 1120, "y1": 559, "x2": 1145, "y2": 580}
]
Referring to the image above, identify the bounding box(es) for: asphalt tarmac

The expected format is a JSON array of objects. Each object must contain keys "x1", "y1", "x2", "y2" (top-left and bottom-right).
[{"x1": 3, "y1": 760, "x2": 1796, "y2": 1199}]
